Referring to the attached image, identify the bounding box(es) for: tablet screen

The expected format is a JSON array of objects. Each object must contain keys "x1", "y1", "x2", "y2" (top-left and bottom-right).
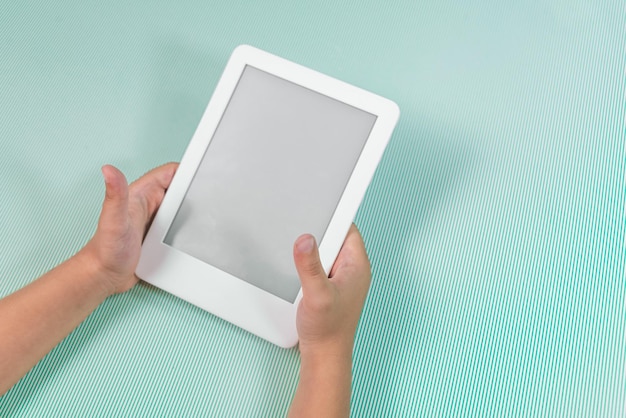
[{"x1": 164, "y1": 65, "x2": 376, "y2": 302}]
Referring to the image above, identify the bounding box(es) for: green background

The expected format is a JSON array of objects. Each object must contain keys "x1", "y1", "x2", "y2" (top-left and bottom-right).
[{"x1": 1, "y1": 1, "x2": 623, "y2": 416}]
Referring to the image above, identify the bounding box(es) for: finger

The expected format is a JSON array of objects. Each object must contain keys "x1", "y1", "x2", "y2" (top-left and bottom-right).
[
  {"x1": 131, "y1": 162, "x2": 178, "y2": 192},
  {"x1": 330, "y1": 224, "x2": 370, "y2": 280},
  {"x1": 130, "y1": 162, "x2": 178, "y2": 221},
  {"x1": 99, "y1": 165, "x2": 129, "y2": 231},
  {"x1": 293, "y1": 234, "x2": 330, "y2": 297}
]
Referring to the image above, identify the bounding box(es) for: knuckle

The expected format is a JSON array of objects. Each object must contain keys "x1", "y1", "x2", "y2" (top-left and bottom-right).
[
  {"x1": 300, "y1": 257, "x2": 325, "y2": 279},
  {"x1": 303, "y1": 262, "x2": 323, "y2": 278}
]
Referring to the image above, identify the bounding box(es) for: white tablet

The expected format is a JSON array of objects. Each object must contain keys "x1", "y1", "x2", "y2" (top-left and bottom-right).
[{"x1": 136, "y1": 45, "x2": 399, "y2": 347}]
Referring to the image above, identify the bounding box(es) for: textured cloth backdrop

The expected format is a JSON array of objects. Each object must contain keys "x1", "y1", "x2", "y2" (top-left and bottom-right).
[{"x1": 0, "y1": 1, "x2": 623, "y2": 417}]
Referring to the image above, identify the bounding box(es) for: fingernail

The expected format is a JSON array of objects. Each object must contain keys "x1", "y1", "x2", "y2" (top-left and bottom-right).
[
  {"x1": 101, "y1": 169, "x2": 110, "y2": 186},
  {"x1": 296, "y1": 235, "x2": 315, "y2": 254},
  {"x1": 101, "y1": 166, "x2": 112, "y2": 184}
]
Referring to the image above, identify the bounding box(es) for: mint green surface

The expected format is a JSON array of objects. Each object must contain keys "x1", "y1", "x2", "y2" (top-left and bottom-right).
[{"x1": 1, "y1": 1, "x2": 624, "y2": 416}]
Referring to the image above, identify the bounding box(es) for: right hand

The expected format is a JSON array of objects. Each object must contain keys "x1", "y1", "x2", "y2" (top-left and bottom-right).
[{"x1": 293, "y1": 224, "x2": 372, "y2": 359}]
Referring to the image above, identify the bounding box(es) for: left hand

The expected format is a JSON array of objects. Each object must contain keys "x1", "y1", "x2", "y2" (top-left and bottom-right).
[{"x1": 83, "y1": 163, "x2": 178, "y2": 295}]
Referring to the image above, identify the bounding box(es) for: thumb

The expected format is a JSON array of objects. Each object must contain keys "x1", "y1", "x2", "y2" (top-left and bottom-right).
[
  {"x1": 99, "y1": 165, "x2": 129, "y2": 231},
  {"x1": 293, "y1": 234, "x2": 329, "y2": 296}
]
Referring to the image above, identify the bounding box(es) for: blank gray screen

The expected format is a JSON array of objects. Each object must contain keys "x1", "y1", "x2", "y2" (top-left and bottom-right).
[{"x1": 164, "y1": 66, "x2": 376, "y2": 302}]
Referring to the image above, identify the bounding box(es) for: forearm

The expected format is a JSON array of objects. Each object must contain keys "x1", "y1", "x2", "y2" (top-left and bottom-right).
[
  {"x1": 0, "y1": 249, "x2": 110, "y2": 395},
  {"x1": 288, "y1": 345, "x2": 353, "y2": 418}
]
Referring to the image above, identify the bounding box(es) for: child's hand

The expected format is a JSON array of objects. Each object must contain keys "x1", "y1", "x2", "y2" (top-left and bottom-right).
[
  {"x1": 0, "y1": 162, "x2": 178, "y2": 395},
  {"x1": 293, "y1": 224, "x2": 371, "y2": 359},
  {"x1": 83, "y1": 163, "x2": 178, "y2": 296}
]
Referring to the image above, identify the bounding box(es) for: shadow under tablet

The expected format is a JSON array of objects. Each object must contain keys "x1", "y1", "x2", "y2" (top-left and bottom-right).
[{"x1": 164, "y1": 66, "x2": 376, "y2": 302}]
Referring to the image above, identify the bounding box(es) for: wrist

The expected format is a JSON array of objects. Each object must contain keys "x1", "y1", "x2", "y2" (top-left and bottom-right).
[
  {"x1": 74, "y1": 245, "x2": 116, "y2": 299},
  {"x1": 299, "y1": 338, "x2": 354, "y2": 370},
  {"x1": 290, "y1": 339, "x2": 353, "y2": 418}
]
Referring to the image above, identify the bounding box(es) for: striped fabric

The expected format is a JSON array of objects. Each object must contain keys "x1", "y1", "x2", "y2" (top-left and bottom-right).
[{"x1": 1, "y1": 1, "x2": 623, "y2": 416}]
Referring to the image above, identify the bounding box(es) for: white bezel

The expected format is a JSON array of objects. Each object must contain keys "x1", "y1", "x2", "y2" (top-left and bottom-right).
[{"x1": 136, "y1": 45, "x2": 399, "y2": 348}]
